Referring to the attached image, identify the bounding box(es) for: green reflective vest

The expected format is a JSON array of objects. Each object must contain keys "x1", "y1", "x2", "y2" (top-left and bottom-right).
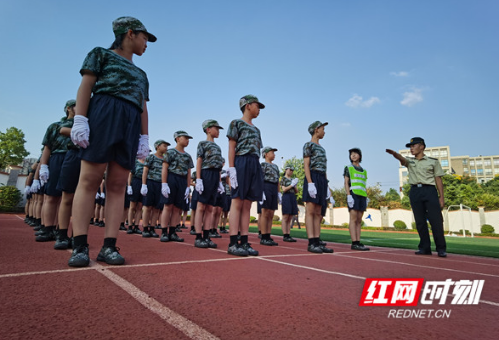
[{"x1": 348, "y1": 165, "x2": 367, "y2": 197}]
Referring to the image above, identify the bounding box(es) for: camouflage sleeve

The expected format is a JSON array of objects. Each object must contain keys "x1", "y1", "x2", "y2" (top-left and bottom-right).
[
  {"x1": 343, "y1": 166, "x2": 350, "y2": 178},
  {"x1": 256, "y1": 126, "x2": 263, "y2": 150},
  {"x1": 165, "y1": 149, "x2": 174, "y2": 165},
  {"x1": 196, "y1": 141, "x2": 205, "y2": 160},
  {"x1": 187, "y1": 153, "x2": 194, "y2": 169},
  {"x1": 80, "y1": 47, "x2": 104, "y2": 76},
  {"x1": 226, "y1": 119, "x2": 239, "y2": 141},
  {"x1": 303, "y1": 142, "x2": 312, "y2": 158},
  {"x1": 41, "y1": 123, "x2": 58, "y2": 148},
  {"x1": 144, "y1": 154, "x2": 154, "y2": 168}
]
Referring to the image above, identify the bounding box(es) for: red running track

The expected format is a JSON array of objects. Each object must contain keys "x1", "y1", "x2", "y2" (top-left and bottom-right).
[{"x1": 1, "y1": 213, "x2": 498, "y2": 339}]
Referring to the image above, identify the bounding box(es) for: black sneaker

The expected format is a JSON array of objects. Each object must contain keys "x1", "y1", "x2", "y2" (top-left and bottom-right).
[
  {"x1": 190, "y1": 227, "x2": 196, "y2": 235},
  {"x1": 210, "y1": 231, "x2": 222, "y2": 238},
  {"x1": 160, "y1": 229, "x2": 170, "y2": 242},
  {"x1": 35, "y1": 229, "x2": 55, "y2": 242},
  {"x1": 220, "y1": 228, "x2": 229, "y2": 234},
  {"x1": 54, "y1": 232, "x2": 70, "y2": 250},
  {"x1": 175, "y1": 225, "x2": 182, "y2": 232},
  {"x1": 307, "y1": 244, "x2": 323, "y2": 254},
  {"x1": 319, "y1": 244, "x2": 334, "y2": 253},
  {"x1": 283, "y1": 236, "x2": 297, "y2": 242},
  {"x1": 89, "y1": 219, "x2": 95, "y2": 225},
  {"x1": 98, "y1": 221, "x2": 105, "y2": 228},
  {"x1": 351, "y1": 243, "x2": 370, "y2": 251},
  {"x1": 126, "y1": 226, "x2": 134, "y2": 234},
  {"x1": 258, "y1": 233, "x2": 262, "y2": 239},
  {"x1": 415, "y1": 250, "x2": 432, "y2": 255},
  {"x1": 68, "y1": 245, "x2": 90, "y2": 267},
  {"x1": 227, "y1": 244, "x2": 248, "y2": 256},
  {"x1": 240, "y1": 243, "x2": 259, "y2": 256},
  {"x1": 96, "y1": 246, "x2": 125, "y2": 265},
  {"x1": 169, "y1": 233, "x2": 184, "y2": 242},
  {"x1": 181, "y1": 224, "x2": 188, "y2": 229},
  {"x1": 194, "y1": 238, "x2": 209, "y2": 248},
  {"x1": 318, "y1": 240, "x2": 326, "y2": 246},
  {"x1": 133, "y1": 227, "x2": 142, "y2": 235},
  {"x1": 155, "y1": 225, "x2": 162, "y2": 230},
  {"x1": 142, "y1": 227, "x2": 151, "y2": 238},
  {"x1": 149, "y1": 229, "x2": 159, "y2": 238},
  {"x1": 119, "y1": 224, "x2": 127, "y2": 231},
  {"x1": 34, "y1": 225, "x2": 43, "y2": 232},
  {"x1": 260, "y1": 238, "x2": 278, "y2": 246},
  {"x1": 205, "y1": 238, "x2": 218, "y2": 248}
]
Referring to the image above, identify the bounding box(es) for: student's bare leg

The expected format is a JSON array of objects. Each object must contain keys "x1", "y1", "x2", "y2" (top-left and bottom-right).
[
  {"x1": 349, "y1": 209, "x2": 359, "y2": 242},
  {"x1": 58, "y1": 192, "x2": 74, "y2": 230},
  {"x1": 282, "y1": 214, "x2": 291, "y2": 235},
  {"x1": 238, "y1": 200, "x2": 252, "y2": 235},
  {"x1": 42, "y1": 195, "x2": 61, "y2": 227},
  {"x1": 228, "y1": 198, "x2": 243, "y2": 235},
  {"x1": 103, "y1": 161, "x2": 129, "y2": 239}
]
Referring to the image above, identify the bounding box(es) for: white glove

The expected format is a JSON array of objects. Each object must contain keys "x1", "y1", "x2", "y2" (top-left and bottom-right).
[
  {"x1": 291, "y1": 178, "x2": 299, "y2": 187},
  {"x1": 161, "y1": 183, "x2": 170, "y2": 198},
  {"x1": 136, "y1": 134, "x2": 149, "y2": 159},
  {"x1": 330, "y1": 197, "x2": 335, "y2": 206},
  {"x1": 31, "y1": 180, "x2": 40, "y2": 193},
  {"x1": 227, "y1": 167, "x2": 238, "y2": 189},
  {"x1": 278, "y1": 192, "x2": 282, "y2": 205},
  {"x1": 326, "y1": 189, "x2": 331, "y2": 200},
  {"x1": 217, "y1": 181, "x2": 224, "y2": 194},
  {"x1": 307, "y1": 183, "x2": 317, "y2": 198},
  {"x1": 140, "y1": 184, "x2": 148, "y2": 196},
  {"x1": 39, "y1": 164, "x2": 49, "y2": 182},
  {"x1": 96, "y1": 193, "x2": 100, "y2": 199},
  {"x1": 40, "y1": 178, "x2": 46, "y2": 187},
  {"x1": 127, "y1": 186, "x2": 133, "y2": 195},
  {"x1": 24, "y1": 186, "x2": 31, "y2": 195},
  {"x1": 100, "y1": 192, "x2": 105, "y2": 199},
  {"x1": 71, "y1": 115, "x2": 90, "y2": 148},
  {"x1": 184, "y1": 187, "x2": 190, "y2": 201},
  {"x1": 221, "y1": 172, "x2": 228, "y2": 179},
  {"x1": 195, "y1": 179, "x2": 204, "y2": 194},
  {"x1": 347, "y1": 195, "x2": 354, "y2": 208}
]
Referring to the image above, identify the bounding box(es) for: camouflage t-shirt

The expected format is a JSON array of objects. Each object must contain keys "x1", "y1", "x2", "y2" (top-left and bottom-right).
[
  {"x1": 261, "y1": 162, "x2": 279, "y2": 183},
  {"x1": 42, "y1": 117, "x2": 72, "y2": 154},
  {"x1": 226, "y1": 119, "x2": 263, "y2": 157},
  {"x1": 197, "y1": 140, "x2": 223, "y2": 169},
  {"x1": 303, "y1": 142, "x2": 327, "y2": 174},
  {"x1": 144, "y1": 154, "x2": 164, "y2": 182},
  {"x1": 165, "y1": 149, "x2": 194, "y2": 177},
  {"x1": 80, "y1": 47, "x2": 149, "y2": 112},
  {"x1": 281, "y1": 176, "x2": 297, "y2": 194},
  {"x1": 131, "y1": 159, "x2": 145, "y2": 179}
]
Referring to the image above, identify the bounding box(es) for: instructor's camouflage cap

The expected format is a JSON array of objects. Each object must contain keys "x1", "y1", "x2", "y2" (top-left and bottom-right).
[
  {"x1": 174, "y1": 130, "x2": 193, "y2": 141},
  {"x1": 308, "y1": 121, "x2": 328, "y2": 135},
  {"x1": 262, "y1": 146, "x2": 278, "y2": 156},
  {"x1": 202, "y1": 119, "x2": 224, "y2": 132},
  {"x1": 239, "y1": 95, "x2": 265, "y2": 110},
  {"x1": 112, "y1": 16, "x2": 157, "y2": 42},
  {"x1": 64, "y1": 100, "x2": 76, "y2": 113},
  {"x1": 154, "y1": 139, "x2": 170, "y2": 149}
]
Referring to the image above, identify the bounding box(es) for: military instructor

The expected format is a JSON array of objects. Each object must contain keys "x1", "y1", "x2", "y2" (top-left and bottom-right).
[{"x1": 386, "y1": 137, "x2": 447, "y2": 257}]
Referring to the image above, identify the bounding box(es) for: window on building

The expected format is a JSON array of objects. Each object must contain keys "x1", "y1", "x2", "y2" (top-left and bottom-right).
[
  {"x1": 471, "y1": 169, "x2": 476, "y2": 175},
  {"x1": 463, "y1": 168, "x2": 469, "y2": 173},
  {"x1": 476, "y1": 160, "x2": 483, "y2": 166},
  {"x1": 495, "y1": 168, "x2": 499, "y2": 174},
  {"x1": 462, "y1": 159, "x2": 468, "y2": 165},
  {"x1": 441, "y1": 160, "x2": 449, "y2": 167},
  {"x1": 484, "y1": 160, "x2": 491, "y2": 167},
  {"x1": 477, "y1": 169, "x2": 483, "y2": 175},
  {"x1": 470, "y1": 160, "x2": 475, "y2": 166},
  {"x1": 402, "y1": 171, "x2": 408, "y2": 178},
  {"x1": 441, "y1": 150, "x2": 448, "y2": 157},
  {"x1": 494, "y1": 159, "x2": 499, "y2": 166},
  {"x1": 432, "y1": 150, "x2": 440, "y2": 157},
  {"x1": 485, "y1": 169, "x2": 492, "y2": 175}
]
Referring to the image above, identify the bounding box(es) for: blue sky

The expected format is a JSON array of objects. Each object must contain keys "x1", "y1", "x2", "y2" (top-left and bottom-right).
[{"x1": 1, "y1": 0, "x2": 498, "y2": 192}]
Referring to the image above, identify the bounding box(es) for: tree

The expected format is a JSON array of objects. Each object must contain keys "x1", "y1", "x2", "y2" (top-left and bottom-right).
[
  {"x1": 281, "y1": 157, "x2": 305, "y2": 204},
  {"x1": 0, "y1": 127, "x2": 29, "y2": 170},
  {"x1": 385, "y1": 188, "x2": 401, "y2": 202}
]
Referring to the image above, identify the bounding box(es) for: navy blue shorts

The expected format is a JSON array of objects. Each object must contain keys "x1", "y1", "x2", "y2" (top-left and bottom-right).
[
  {"x1": 215, "y1": 192, "x2": 224, "y2": 208},
  {"x1": 191, "y1": 189, "x2": 199, "y2": 210},
  {"x1": 303, "y1": 171, "x2": 328, "y2": 212},
  {"x1": 143, "y1": 179, "x2": 162, "y2": 207},
  {"x1": 348, "y1": 192, "x2": 367, "y2": 212},
  {"x1": 231, "y1": 155, "x2": 263, "y2": 201},
  {"x1": 161, "y1": 172, "x2": 187, "y2": 210},
  {"x1": 79, "y1": 94, "x2": 141, "y2": 171},
  {"x1": 261, "y1": 181, "x2": 278, "y2": 210},
  {"x1": 124, "y1": 189, "x2": 130, "y2": 209},
  {"x1": 222, "y1": 192, "x2": 231, "y2": 212},
  {"x1": 57, "y1": 149, "x2": 81, "y2": 193},
  {"x1": 257, "y1": 202, "x2": 262, "y2": 214},
  {"x1": 44, "y1": 153, "x2": 66, "y2": 197},
  {"x1": 129, "y1": 176, "x2": 143, "y2": 203},
  {"x1": 198, "y1": 168, "x2": 221, "y2": 206},
  {"x1": 282, "y1": 192, "x2": 298, "y2": 215}
]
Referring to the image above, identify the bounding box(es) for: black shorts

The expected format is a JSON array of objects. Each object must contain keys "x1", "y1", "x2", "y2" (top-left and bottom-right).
[
  {"x1": 198, "y1": 168, "x2": 221, "y2": 206},
  {"x1": 261, "y1": 181, "x2": 278, "y2": 210},
  {"x1": 124, "y1": 188, "x2": 130, "y2": 209},
  {"x1": 191, "y1": 189, "x2": 199, "y2": 211},
  {"x1": 231, "y1": 154, "x2": 263, "y2": 201},
  {"x1": 44, "y1": 153, "x2": 66, "y2": 197},
  {"x1": 143, "y1": 179, "x2": 162, "y2": 207},
  {"x1": 222, "y1": 192, "x2": 231, "y2": 212},
  {"x1": 57, "y1": 149, "x2": 81, "y2": 194},
  {"x1": 129, "y1": 176, "x2": 144, "y2": 203},
  {"x1": 161, "y1": 172, "x2": 188, "y2": 210},
  {"x1": 282, "y1": 192, "x2": 298, "y2": 215},
  {"x1": 79, "y1": 94, "x2": 141, "y2": 170},
  {"x1": 348, "y1": 192, "x2": 367, "y2": 212},
  {"x1": 303, "y1": 171, "x2": 328, "y2": 212}
]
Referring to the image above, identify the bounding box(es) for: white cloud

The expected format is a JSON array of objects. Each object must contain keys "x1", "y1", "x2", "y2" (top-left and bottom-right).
[
  {"x1": 340, "y1": 122, "x2": 351, "y2": 127},
  {"x1": 401, "y1": 88, "x2": 423, "y2": 107},
  {"x1": 390, "y1": 71, "x2": 409, "y2": 77},
  {"x1": 345, "y1": 94, "x2": 380, "y2": 108}
]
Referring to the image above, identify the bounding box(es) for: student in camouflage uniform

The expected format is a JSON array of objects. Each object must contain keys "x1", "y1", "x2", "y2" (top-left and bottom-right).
[
  {"x1": 259, "y1": 147, "x2": 281, "y2": 246},
  {"x1": 226, "y1": 95, "x2": 265, "y2": 256},
  {"x1": 36, "y1": 101, "x2": 76, "y2": 242},
  {"x1": 193, "y1": 120, "x2": 224, "y2": 248},
  {"x1": 281, "y1": 166, "x2": 299, "y2": 242},
  {"x1": 141, "y1": 140, "x2": 170, "y2": 238},
  {"x1": 30, "y1": 158, "x2": 43, "y2": 231},
  {"x1": 344, "y1": 148, "x2": 370, "y2": 251},
  {"x1": 160, "y1": 131, "x2": 194, "y2": 243},
  {"x1": 303, "y1": 121, "x2": 333, "y2": 254},
  {"x1": 386, "y1": 137, "x2": 447, "y2": 257},
  {"x1": 127, "y1": 157, "x2": 146, "y2": 234},
  {"x1": 68, "y1": 17, "x2": 156, "y2": 267},
  {"x1": 219, "y1": 167, "x2": 231, "y2": 233},
  {"x1": 189, "y1": 172, "x2": 198, "y2": 235}
]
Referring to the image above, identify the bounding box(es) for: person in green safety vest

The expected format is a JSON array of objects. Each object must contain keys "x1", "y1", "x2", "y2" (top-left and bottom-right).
[{"x1": 343, "y1": 148, "x2": 370, "y2": 251}]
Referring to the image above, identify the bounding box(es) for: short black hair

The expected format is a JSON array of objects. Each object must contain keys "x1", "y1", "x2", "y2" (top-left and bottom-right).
[
  {"x1": 349, "y1": 149, "x2": 362, "y2": 163},
  {"x1": 109, "y1": 30, "x2": 141, "y2": 50}
]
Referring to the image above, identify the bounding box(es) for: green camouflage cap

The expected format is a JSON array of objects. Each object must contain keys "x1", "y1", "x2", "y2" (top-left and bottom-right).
[
  {"x1": 174, "y1": 130, "x2": 193, "y2": 140},
  {"x1": 64, "y1": 99, "x2": 76, "y2": 113},
  {"x1": 112, "y1": 16, "x2": 157, "y2": 42},
  {"x1": 239, "y1": 94, "x2": 265, "y2": 110},
  {"x1": 154, "y1": 139, "x2": 170, "y2": 149},
  {"x1": 202, "y1": 119, "x2": 224, "y2": 132},
  {"x1": 308, "y1": 121, "x2": 328, "y2": 135},
  {"x1": 262, "y1": 146, "x2": 278, "y2": 156},
  {"x1": 285, "y1": 165, "x2": 295, "y2": 171}
]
